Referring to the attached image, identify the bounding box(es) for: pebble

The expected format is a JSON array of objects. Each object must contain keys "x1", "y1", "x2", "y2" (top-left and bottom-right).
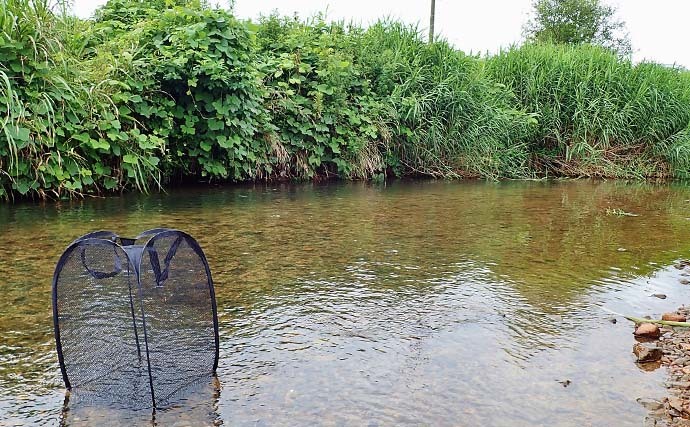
[
  {"x1": 636, "y1": 323, "x2": 662, "y2": 338},
  {"x1": 672, "y1": 357, "x2": 690, "y2": 366},
  {"x1": 634, "y1": 343, "x2": 663, "y2": 362},
  {"x1": 663, "y1": 313, "x2": 687, "y2": 322},
  {"x1": 668, "y1": 397, "x2": 686, "y2": 413},
  {"x1": 638, "y1": 398, "x2": 665, "y2": 411},
  {"x1": 634, "y1": 305, "x2": 690, "y2": 426},
  {"x1": 668, "y1": 381, "x2": 690, "y2": 389}
]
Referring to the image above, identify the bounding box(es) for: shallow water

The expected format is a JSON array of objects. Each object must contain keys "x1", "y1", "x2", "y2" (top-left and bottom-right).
[{"x1": 2, "y1": 180, "x2": 690, "y2": 426}]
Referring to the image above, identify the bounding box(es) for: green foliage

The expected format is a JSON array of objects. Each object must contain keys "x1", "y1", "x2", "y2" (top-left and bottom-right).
[
  {"x1": 524, "y1": 0, "x2": 631, "y2": 56},
  {"x1": 0, "y1": 0, "x2": 688, "y2": 200},
  {"x1": 0, "y1": 0, "x2": 163, "y2": 199},
  {"x1": 354, "y1": 22, "x2": 536, "y2": 178},
  {"x1": 89, "y1": 0, "x2": 272, "y2": 181},
  {"x1": 486, "y1": 43, "x2": 690, "y2": 178},
  {"x1": 255, "y1": 14, "x2": 383, "y2": 179}
]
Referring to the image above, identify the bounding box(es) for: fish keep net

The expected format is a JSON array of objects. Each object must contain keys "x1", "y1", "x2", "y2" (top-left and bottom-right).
[{"x1": 52, "y1": 229, "x2": 219, "y2": 410}]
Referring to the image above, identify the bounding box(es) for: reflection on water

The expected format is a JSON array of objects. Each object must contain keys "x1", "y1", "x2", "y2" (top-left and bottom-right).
[
  {"x1": 60, "y1": 377, "x2": 221, "y2": 426},
  {"x1": 2, "y1": 180, "x2": 690, "y2": 426}
]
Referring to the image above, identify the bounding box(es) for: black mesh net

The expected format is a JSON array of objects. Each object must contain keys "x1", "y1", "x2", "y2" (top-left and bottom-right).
[{"x1": 52, "y1": 229, "x2": 219, "y2": 410}]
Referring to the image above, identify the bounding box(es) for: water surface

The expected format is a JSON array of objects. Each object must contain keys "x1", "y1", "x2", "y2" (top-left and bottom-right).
[{"x1": 2, "y1": 180, "x2": 690, "y2": 426}]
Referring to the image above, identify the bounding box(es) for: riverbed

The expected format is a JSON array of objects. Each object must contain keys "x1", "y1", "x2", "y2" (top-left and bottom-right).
[{"x1": 2, "y1": 180, "x2": 690, "y2": 426}]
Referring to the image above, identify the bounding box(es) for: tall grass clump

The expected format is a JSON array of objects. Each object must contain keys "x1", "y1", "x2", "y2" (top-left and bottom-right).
[
  {"x1": 486, "y1": 43, "x2": 690, "y2": 178},
  {"x1": 352, "y1": 22, "x2": 537, "y2": 179}
]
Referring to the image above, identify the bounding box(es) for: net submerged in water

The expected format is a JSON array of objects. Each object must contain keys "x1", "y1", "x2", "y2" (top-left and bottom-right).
[{"x1": 51, "y1": 229, "x2": 219, "y2": 410}]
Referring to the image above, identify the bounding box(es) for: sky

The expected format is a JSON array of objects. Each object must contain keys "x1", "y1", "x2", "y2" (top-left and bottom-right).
[{"x1": 70, "y1": 0, "x2": 690, "y2": 68}]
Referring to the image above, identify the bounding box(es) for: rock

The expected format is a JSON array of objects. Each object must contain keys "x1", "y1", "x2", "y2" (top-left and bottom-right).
[
  {"x1": 636, "y1": 323, "x2": 662, "y2": 338},
  {"x1": 638, "y1": 397, "x2": 665, "y2": 411},
  {"x1": 608, "y1": 317, "x2": 617, "y2": 324},
  {"x1": 681, "y1": 279, "x2": 690, "y2": 285},
  {"x1": 675, "y1": 260, "x2": 690, "y2": 269},
  {"x1": 668, "y1": 397, "x2": 687, "y2": 413},
  {"x1": 652, "y1": 294, "x2": 668, "y2": 299},
  {"x1": 635, "y1": 343, "x2": 663, "y2": 362},
  {"x1": 672, "y1": 357, "x2": 690, "y2": 366},
  {"x1": 668, "y1": 381, "x2": 690, "y2": 389},
  {"x1": 663, "y1": 313, "x2": 687, "y2": 322}
]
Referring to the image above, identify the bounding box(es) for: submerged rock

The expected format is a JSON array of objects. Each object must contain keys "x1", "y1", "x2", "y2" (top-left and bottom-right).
[
  {"x1": 674, "y1": 260, "x2": 690, "y2": 270},
  {"x1": 634, "y1": 343, "x2": 663, "y2": 363},
  {"x1": 667, "y1": 397, "x2": 690, "y2": 415},
  {"x1": 637, "y1": 397, "x2": 664, "y2": 411},
  {"x1": 663, "y1": 313, "x2": 687, "y2": 322},
  {"x1": 635, "y1": 323, "x2": 662, "y2": 338}
]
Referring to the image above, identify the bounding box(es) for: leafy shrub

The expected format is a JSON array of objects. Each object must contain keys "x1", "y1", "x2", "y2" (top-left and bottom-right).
[{"x1": 254, "y1": 14, "x2": 383, "y2": 179}]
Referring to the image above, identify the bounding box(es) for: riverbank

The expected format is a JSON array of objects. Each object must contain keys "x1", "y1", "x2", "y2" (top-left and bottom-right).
[
  {"x1": 638, "y1": 302, "x2": 690, "y2": 426},
  {"x1": 2, "y1": 0, "x2": 690, "y2": 200}
]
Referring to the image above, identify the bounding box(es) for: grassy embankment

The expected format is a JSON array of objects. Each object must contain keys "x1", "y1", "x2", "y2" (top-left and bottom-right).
[{"x1": 1, "y1": 0, "x2": 689, "y2": 200}]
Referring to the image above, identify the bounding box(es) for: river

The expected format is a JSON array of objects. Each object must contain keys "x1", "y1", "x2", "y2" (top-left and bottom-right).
[{"x1": 2, "y1": 180, "x2": 690, "y2": 426}]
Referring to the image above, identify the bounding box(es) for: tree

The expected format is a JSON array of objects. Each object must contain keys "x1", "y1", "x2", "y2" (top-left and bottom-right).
[{"x1": 523, "y1": 0, "x2": 632, "y2": 56}]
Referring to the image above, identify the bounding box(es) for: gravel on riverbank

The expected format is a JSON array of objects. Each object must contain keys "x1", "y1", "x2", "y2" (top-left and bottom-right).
[{"x1": 638, "y1": 306, "x2": 690, "y2": 427}]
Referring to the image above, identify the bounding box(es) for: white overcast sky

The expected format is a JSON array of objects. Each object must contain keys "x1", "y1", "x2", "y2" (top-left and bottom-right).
[{"x1": 70, "y1": 0, "x2": 690, "y2": 68}]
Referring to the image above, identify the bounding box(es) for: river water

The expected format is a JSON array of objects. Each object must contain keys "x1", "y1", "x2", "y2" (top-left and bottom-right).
[{"x1": 2, "y1": 180, "x2": 690, "y2": 426}]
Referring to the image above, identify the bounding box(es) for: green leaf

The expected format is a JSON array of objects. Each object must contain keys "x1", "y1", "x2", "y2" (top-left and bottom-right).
[
  {"x1": 90, "y1": 139, "x2": 111, "y2": 150},
  {"x1": 13, "y1": 179, "x2": 31, "y2": 195},
  {"x1": 200, "y1": 141, "x2": 213, "y2": 152},
  {"x1": 123, "y1": 154, "x2": 138, "y2": 164}
]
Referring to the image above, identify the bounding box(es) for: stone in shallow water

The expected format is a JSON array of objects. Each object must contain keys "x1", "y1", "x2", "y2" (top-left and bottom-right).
[
  {"x1": 637, "y1": 397, "x2": 664, "y2": 411},
  {"x1": 634, "y1": 343, "x2": 663, "y2": 363},
  {"x1": 635, "y1": 323, "x2": 662, "y2": 338},
  {"x1": 662, "y1": 313, "x2": 687, "y2": 322}
]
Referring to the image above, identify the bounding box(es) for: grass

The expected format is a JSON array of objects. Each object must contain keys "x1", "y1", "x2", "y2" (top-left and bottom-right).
[{"x1": 486, "y1": 43, "x2": 690, "y2": 179}]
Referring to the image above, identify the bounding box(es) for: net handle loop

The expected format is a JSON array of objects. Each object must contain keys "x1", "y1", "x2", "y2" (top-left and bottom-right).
[
  {"x1": 80, "y1": 245, "x2": 123, "y2": 279},
  {"x1": 140, "y1": 230, "x2": 184, "y2": 287}
]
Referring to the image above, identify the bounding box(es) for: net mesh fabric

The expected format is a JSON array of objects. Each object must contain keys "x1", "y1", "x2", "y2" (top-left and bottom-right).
[
  {"x1": 139, "y1": 235, "x2": 216, "y2": 407},
  {"x1": 54, "y1": 231, "x2": 217, "y2": 410},
  {"x1": 56, "y1": 242, "x2": 150, "y2": 408}
]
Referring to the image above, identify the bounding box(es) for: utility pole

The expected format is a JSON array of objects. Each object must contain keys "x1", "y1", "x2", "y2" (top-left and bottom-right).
[{"x1": 429, "y1": 0, "x2": 436, "y2": 43}]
